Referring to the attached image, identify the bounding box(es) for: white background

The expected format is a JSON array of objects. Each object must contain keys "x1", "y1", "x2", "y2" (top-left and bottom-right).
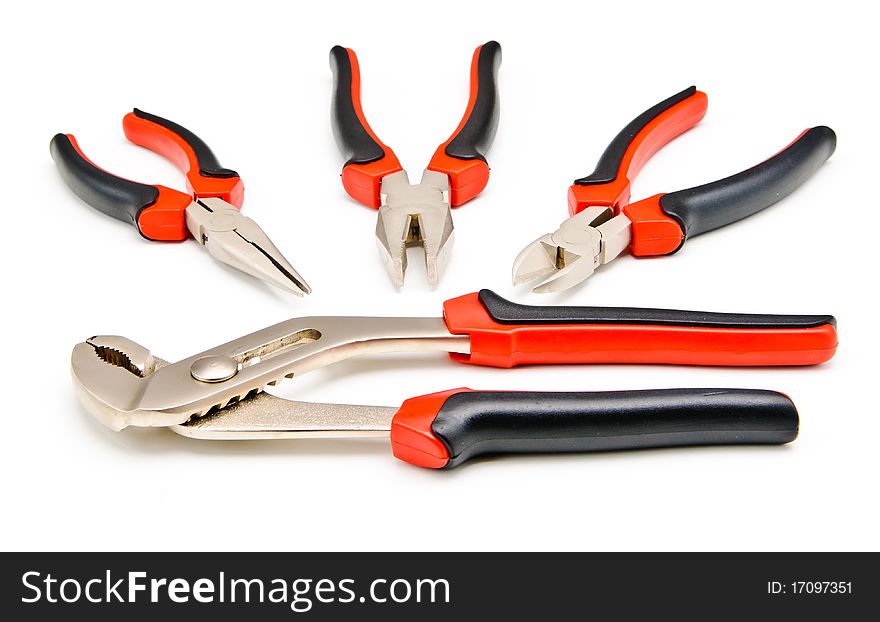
[{"x1": 2, "y1": 0, "x2": 877, "y2": 551}]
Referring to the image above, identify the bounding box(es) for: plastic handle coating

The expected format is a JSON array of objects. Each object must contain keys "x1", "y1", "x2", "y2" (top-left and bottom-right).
[
  {"x1": 122, "y1": 109, "x2": 244, "y2": 208},
  {"x1": 623, "y1": 126, "x2": 837, "y2": 256},
  {"x1": 50, "y1": 133, "x2": 160, "y2": 228},
  {"x1": 427, "y1": 41, "x2": 502, "y2": 205},
  {"x1": 658, "y1": 126, "x2": 836, "y2": 238},
  {"x1": 442, "y1": 290, "x2": 838, "y2": 368},
  {"x1": 568, "y1": 86, "x2": 708, "y2": 214},
  {"x1": 329, "y1": 45, "x2": 402, "y2": 208},
  {"x1": 390, "y1": 388, "x2": 798, "y2": 468},
  {"x1": 49, "y1": 133, "x2": 193, "y2": 241}
]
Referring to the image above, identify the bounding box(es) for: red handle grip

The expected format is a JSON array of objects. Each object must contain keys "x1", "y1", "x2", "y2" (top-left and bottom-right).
[
  {"x1": 390, "y1": 387, "x2": 800, "y2": 469},
  {"x1": 567, "y1": 86, "x2": 707, "y2": 216},
  {"x1": 122, "y1": 109, "x2": 244, "y2": 209},
  {"x1": 443, "y1": 291, "x2": 838, "y2": 368},
  {"x1": 427, "y1": 41, "x2": 501, "y2": 206},
  {"x1": 329, "y1": 46, "x2": 403, "y2": 208},
  {"x1": 390, "y1": 388, "x2": 466, "y2": 468}
]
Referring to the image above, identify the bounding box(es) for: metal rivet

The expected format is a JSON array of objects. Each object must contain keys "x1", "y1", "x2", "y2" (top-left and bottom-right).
[
  {"x1": 191, "y1": 355, "x2": 239, "y2": 383},
  {"x1": 209, "y1": 212, "x2": 238, "y2": 232}
]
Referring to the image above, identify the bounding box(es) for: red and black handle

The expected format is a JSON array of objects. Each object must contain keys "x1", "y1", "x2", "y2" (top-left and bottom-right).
[
  {"x1": 567, "y1": 86, "x2": 836, "y2": 256},
  {"x1": 391, "y1": 387, "x2": 799, "y2": 468},
  {"x1": 568, "y1": 86, "x2": 708, "y2": 215},
  {"x1": 329, "y1": 45, "x2": 403, "y2": 208},
  {"x1": 443, "y1": 290, "x2": 838, "y2": 367},
  {"x1": 123, "y1": 109, "x2": 243, "y2": 207},
  {"x1": 624, "y1": 126, "x2": 836, "y2": 255},
  {"x1": 49, "y1": 110, "x2": 243, "y2": 241},
  {"x1": 330, "y1": 42, "x2": 501, "y2": 208},
  {"x1": 426, "y1": 41, "x2": 501, "y2": 206}
]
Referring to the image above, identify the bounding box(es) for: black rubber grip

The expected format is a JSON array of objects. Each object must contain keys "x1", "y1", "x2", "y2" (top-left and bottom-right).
[
  {"x1": 131, "y1": 109, "x2": 238, "y2": 178},
  {"x1": 660, "y1": 126, "x2": 836, "y2": 238},
  {"x1": 575, "y1": 86, "x2": 697, "y2": 186},
  {"x1": 432, "y1": 389, "x2": 798, "y2": 468},
  {"x1": 50, "y1": 133, "x2": 158, "y2": 229},
  {"x1": 443, "y1": 41, "x2": 502, "y2": 163},
  {"x1": 329, "y1": 45, "x2": 386, "y2": 166},
  {"x1": 477, "y1": 290, "x2": 836, "y2": 329}
]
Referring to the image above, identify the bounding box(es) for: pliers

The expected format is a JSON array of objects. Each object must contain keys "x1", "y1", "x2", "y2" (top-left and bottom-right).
[
  {"x1": 71, "y1": 290, "x2": 837, "y2": 468},
  {"x1": 50, "y1": 110, "x2": 311, "y2": 296},
  {"x1": 512, "y1": 87, "x2": 837, "y2": 293},
  {"x1": 329, "y1": 42, "x2": 501, "y2": 287}
]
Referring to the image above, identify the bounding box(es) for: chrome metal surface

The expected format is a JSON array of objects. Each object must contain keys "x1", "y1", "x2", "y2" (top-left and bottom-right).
[
  {"x1": 185, "y1": 197, "x2": 311, "y2": 296},
  {"x1": 377, "y1": 170, "x2": 454, "y2": 287},
  {"x1": 512, "y1": 208, "x2": 633, "y2": 293},
  {"x1": 72, "y1": 315, "x2": 469, "y2": 430},
  {"x1": 190, "y1": 355, "x2": 239, "y2": 383},
  {"x1": 171, "y1": 392, "x2": 396, "y2": 440},
  {"x1": 72, "y1": 336, "x2": 171, "y2": 431}
]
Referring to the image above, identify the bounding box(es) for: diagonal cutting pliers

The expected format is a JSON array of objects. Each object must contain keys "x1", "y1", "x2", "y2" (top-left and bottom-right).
[
  {"x1": 329, "y1": 42, "x2": 501, "y2": 287},
  {"x1": 71, "y1": 290, "x2": 837, "y2": 468},
  {"x1": 50, "y1": 110, "x2": 311, "y2": 296},
  {"x1": 512, "y1": 87, "x2": 837, "y2": 293}
]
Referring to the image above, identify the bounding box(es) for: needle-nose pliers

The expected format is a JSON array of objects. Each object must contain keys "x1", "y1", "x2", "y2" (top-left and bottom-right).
[{"x1": 50, "y1": 110, "x2": 311, "y2": 296}]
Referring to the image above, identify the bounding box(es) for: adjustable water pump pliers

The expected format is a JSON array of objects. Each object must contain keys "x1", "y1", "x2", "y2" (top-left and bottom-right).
[
  {"x1": 50, "y1": 110, "x2": 311, "y2": 296},
  {"x1": 330, "y1": 42, "x2": 501, "y2": 287},
  {"x1": 512, "y1": 87, "x2": 837, "y2": 293},
  {"x1": 71, "y1": 290, "x2": 837, "y2": 469}
]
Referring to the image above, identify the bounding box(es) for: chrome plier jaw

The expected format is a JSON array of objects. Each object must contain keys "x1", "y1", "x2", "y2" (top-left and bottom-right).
[
  {"x1": 71, "y1": 317, "x2": 467, "y2": 431},
  {"x1": 512, "y1": 207, "x2": 633, "y2": 293},
  {"x1": 185, "y1": 198, "x2": 311, "y2": 296}
]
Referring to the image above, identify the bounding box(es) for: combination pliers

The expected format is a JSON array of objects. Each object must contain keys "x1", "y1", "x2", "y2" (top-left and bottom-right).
[
  {"x1": 512, "y1": 87, "x2": 837, "y2": 293},
  {"x1": 50, "y1": 110, "x2": 311, "y2": 296},
  {"x1": 329, "y1": 42, "x2": 501, "y2": 287},
  {"x1": 72, "y1": 291, "x2": 837, "y2": 468}
]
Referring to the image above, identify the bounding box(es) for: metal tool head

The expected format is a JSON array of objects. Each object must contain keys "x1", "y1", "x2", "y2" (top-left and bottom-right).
[
  {"x1": 71, "y1": 314, "x2": 468, "y2": 432},
  {"x1": 376, "y1": 170, "x2": 454, "y2": 287},
  {"x1": 185, "y1": 197, "x2": 311, "y2": 296},
  {"x1": 512, "y1": 207, "x2": 633, "y2": 293},
  {"x1": 171, "y1": 391, "x2": 396, "y2": 440},
  {"x1": 72, "y1": 336, "x2": 398, "y2": 440},
  {"x1": 71, "y1": 336, "x2": 171, "y2": 431}
]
